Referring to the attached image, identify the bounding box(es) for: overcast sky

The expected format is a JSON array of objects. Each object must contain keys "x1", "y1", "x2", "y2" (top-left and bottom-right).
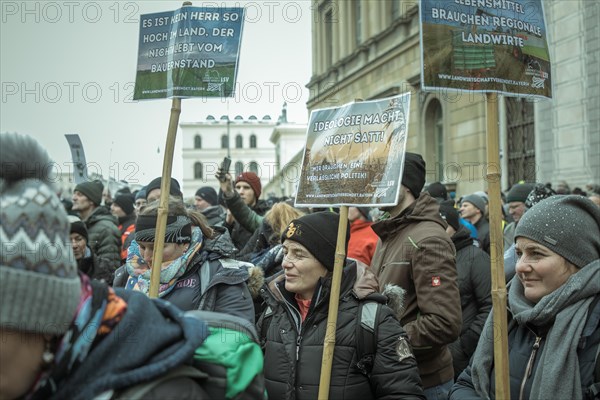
[{"x1": 1, "y1": 1, "x2": 312, "y2": 190}]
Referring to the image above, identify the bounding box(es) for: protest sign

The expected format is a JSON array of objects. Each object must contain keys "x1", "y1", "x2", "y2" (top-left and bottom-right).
[
  {"x1": 65, "y1": 134, "x2": 88, "y2": 184},
  {"x1": 295, "y1": 93, "x2": 411, "y2": 207},
  {"x1": 134, "y1": 6, "x2": 244, "y2": 100},
  {"x1": 420, "y1": 0, "x2": 551, "y2": 98}
]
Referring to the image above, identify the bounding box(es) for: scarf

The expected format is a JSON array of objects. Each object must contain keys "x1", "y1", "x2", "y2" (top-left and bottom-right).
[
  {"x1": 471, "y1": 260, "x2": 600, "y2": 399},
  {"x1": 125, "y1": 227, "x2": 202, "y2": 297},
  {"x1": 28, "y1": 274, "x2": 127, "y2": 399}
]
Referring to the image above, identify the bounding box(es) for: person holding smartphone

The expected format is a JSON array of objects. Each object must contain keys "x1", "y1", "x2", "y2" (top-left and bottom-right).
[{"x1": 217, "y1": 162, "x2": 270, "y2": 254}]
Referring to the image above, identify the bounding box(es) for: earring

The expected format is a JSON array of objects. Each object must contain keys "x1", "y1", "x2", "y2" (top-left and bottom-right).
[{"x1": 41, "y1": 341, "x2": 55, "y2": 367}]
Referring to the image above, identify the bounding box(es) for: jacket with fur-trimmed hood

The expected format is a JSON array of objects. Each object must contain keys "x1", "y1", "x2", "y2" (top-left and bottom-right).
[
  {"x1": 257, "y1": 260, "x2": 425, "y2": 400},
  {"x1": 121, "y1": 227, "x2": 261, "y2": 323},
  {"x1": 371, "y1": 192, "x2": 462, "y2": 389}
]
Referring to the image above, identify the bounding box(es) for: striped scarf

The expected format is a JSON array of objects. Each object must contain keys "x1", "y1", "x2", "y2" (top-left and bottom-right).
[{"x1": 125, "y1": 227, "x2": 202, "y2": 297}]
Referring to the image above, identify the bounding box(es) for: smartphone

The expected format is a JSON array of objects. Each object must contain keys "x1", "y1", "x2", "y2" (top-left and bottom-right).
[{"x1": 217, "y1": 156, "x2": 231, "y2": 182}]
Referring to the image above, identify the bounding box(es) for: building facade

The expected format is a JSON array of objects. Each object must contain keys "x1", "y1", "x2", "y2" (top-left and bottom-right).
[
  {"x1": 307, "y1": 0, "x2": 599, "y2": 197},
  {"x1": 263, "y1": 119, "x2": 307, "y2": 198},
  {"x1": 181, "y1": 110, "x2": 307, "y2": 200}
]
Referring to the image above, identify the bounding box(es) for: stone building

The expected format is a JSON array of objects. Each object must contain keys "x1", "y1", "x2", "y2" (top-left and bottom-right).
[
  {"x1": 307, "y1": 0, "x2": 599, "y2": 196},
  {"x1": 180, "y1": 106, "x2": 307, "y2": 200},
  {"x1": 180, "y1": 114, "x2": 277, "y2": 199}
]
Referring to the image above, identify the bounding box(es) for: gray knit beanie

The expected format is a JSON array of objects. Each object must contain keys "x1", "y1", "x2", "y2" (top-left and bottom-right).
[
  {"x1": 74, "y1": 179, "x2": 104, "y2": 206},
  {"x1": 461, "y1": 194, "x2": 486, "y2": 214},
  {"x1": 506, "y1": 183, "x2": 535, "y2": 203},
  {"x1": 515, "y1": 195, "x2": 600, "y2": 268},
  {"x1": 0, "y1": 133, "x2": 81, "y2": 335}
]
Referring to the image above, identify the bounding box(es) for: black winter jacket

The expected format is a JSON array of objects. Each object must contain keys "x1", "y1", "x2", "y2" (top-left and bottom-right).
[
  {"x1": 85, "y1": 206, "x2": 122, "y2": 279},
  {"x1": 447, "y1": 226, "x2": 492, "y2": 378},
  {"x1": 76, "y1": 246, "x2": 110, "y2": 283},
  {"x1": 118, "y1": 227, "x2": 258, "y2": 323},
  {"x1": 449, "y1": 295, "x2": 600, "y2": 399},
  {"x1": 258, "y1": 261, "x2": 425, "y2": 400}
]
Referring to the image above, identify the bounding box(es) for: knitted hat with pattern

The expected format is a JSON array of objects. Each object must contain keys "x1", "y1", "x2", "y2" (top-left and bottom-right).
[{"x1": 0, "y1": 133, "x2": 81, "y2": 335}]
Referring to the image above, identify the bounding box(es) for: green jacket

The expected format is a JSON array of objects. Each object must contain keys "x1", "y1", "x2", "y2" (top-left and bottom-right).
[
  {"x1": 85, "y1": 206, "x2": 121, "y2": 283},
  {"x1": 224, "y1": 192, "x2": 269, "y2": 251}
]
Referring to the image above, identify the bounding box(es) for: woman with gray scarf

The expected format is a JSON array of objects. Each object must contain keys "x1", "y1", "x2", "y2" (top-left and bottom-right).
[{"x1": 449, "y1": 195, "x2": 600, "y2": 400}]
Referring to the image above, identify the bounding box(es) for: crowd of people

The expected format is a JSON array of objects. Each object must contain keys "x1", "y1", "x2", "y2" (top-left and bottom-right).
[{"x1": 2, "y1": 131, "x2": 599, "y2": 399}]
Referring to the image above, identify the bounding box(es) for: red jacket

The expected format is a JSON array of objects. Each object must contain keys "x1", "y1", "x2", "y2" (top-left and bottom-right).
[{"x1": 348, "y1": 219, "x2": 379, "y2": 266}]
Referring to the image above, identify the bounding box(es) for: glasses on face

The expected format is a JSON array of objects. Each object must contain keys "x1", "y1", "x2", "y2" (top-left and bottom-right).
[{"x1": 282, "y1": 248, "x2": 313, "y2": 264}]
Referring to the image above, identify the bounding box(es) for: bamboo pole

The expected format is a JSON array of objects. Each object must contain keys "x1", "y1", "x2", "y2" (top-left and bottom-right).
[
  {"x1": 149, "y1": 97, "x2": 182, "y2": 298},
  {"x1": 317, "y1": 205, "x2": 349, "y2": 400},
  {"x1": 486, "y1": 92, "x2": 510, "y2": 399}
]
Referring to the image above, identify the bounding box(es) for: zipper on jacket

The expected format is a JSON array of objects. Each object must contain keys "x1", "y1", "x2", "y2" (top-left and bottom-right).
[
  {"x1": 296, "y1": 335, "x2": 302, "y2": 361},
  {"x1": 519, "y1": 336, "x2": 542, "y2": 400}
]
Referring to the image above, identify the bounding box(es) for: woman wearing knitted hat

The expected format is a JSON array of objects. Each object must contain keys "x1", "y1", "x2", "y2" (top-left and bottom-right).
[
  {"x1": 258, "y1": 211, "x2": 425, "y2": 399},
  {"x1": 121, "y1": 198, "x2": 258, "y2": 323},
  {"x1": 503, "y1": 183, "x2": 557, "y2": 282},
  {"x1": 0, "y1": 133, "x2": 210, "y2": 399},
  {"x1": 450, "y1": 195, "x2": 600, "y2": 400}
]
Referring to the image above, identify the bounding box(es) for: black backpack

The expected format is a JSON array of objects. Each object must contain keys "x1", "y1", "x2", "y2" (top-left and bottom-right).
[{"x1": 355, "y1": 294, "x2": 389, "y2": 376}]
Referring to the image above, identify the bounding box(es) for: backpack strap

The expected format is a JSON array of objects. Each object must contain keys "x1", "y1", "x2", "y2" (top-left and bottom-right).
[
  {"x1": 197, "y1": 260, "x2": 215, "y2": 311},
  {"x1": 114, "y1": 365, "x2": 209, "y2": 400},
  {"x1": 259, "y1": 305, "x2": 274, "y2": 349},
  {"x1": 355, "y1": 300, "x2": 381, "y2": 376}
]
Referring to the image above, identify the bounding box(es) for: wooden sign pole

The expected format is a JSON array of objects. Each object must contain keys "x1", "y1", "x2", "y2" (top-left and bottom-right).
[
  {"x1": 149, "y1": 97, "x2": 182, "y2": 298},
  {"x1": 317, "y1": 205, "x2": 348, "y2": 400},
  {"x1": 486, "y1": 92, "x2": 510, "y2": 399}
]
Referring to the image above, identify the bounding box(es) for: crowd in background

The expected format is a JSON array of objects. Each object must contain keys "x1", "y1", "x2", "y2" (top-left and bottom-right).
[{"x1": 2, "y1": 132, "x2": 600, "y2": 399}]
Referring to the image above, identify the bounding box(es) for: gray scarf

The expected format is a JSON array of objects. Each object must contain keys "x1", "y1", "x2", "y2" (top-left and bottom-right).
[{"x1": 471, "y1": 259, "x2": 600, "y2": 399}]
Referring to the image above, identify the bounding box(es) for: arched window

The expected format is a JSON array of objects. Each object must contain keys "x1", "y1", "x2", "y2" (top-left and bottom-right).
[
  {"x1": 235, "y1": 161, "x2": 244, "y2": 177},
  {"x1": 194, "y1": 134, "x2": 202, "y2": 149},
  {"x1": 194, "y1": 162, "x2": 203, "y2": 179},
  {"x1": 250, "y1": 134, "x2": 257, "y2": 148},
  {"x1": 249, "y1": 161, "x2": 259, "y2": 174},
  {"x1": 235, "y1": 134, "x2": 243, "y2": 149},
  {"x1": 221, "y1": 135, "x2": 228, "y2": 149}
]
